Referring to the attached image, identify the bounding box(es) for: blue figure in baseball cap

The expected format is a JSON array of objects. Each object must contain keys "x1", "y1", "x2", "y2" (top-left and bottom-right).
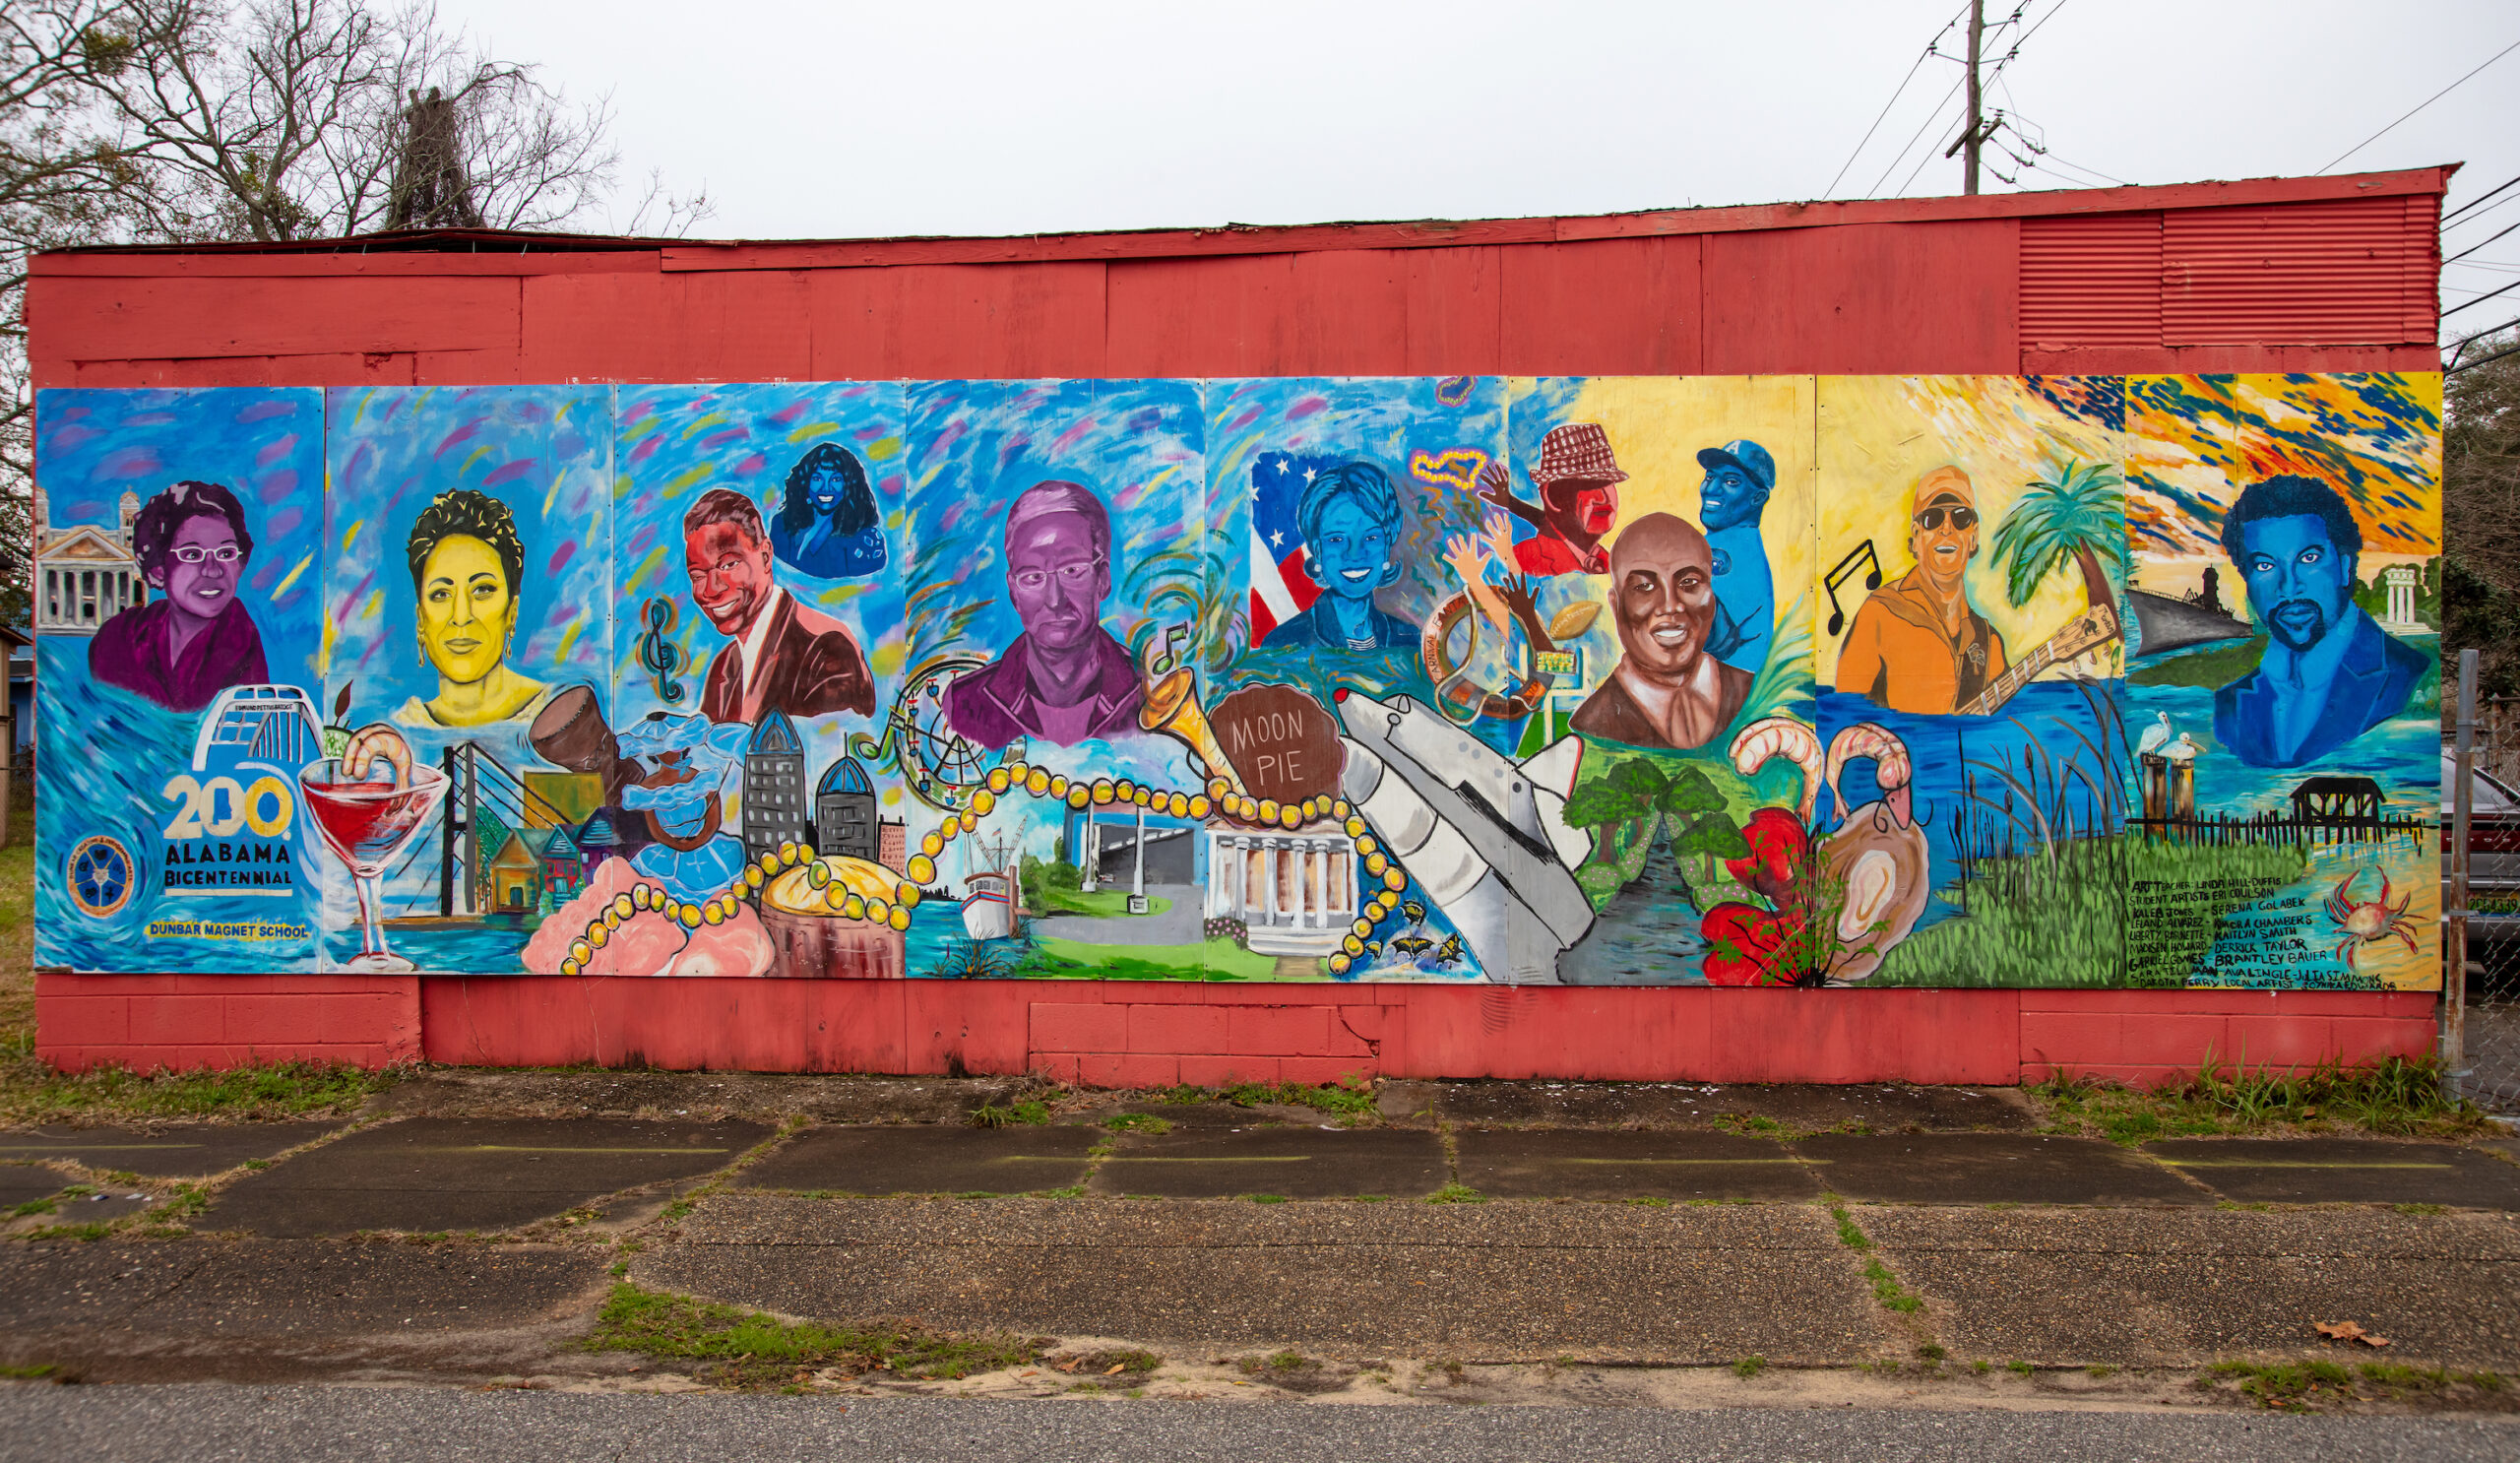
[{"x1": 1695, "y1": 439, "x2": 1777, "y2": 675}]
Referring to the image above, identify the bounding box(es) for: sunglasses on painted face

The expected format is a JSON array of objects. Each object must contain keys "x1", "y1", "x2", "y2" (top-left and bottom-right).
[
  {"x1": 169, "y1": 544, "x2": 243, "y2": 564},
  {"x1": 1914, "y1": 506, "x2": 1979, "y2": 531}
]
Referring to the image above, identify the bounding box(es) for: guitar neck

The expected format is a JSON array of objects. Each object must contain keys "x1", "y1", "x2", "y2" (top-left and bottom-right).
[{"x1": 1958, "y1": 606, "x2": 2118, "y2": 716}]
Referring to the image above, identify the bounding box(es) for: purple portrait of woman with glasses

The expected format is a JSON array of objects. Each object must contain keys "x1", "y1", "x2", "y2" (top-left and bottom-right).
[{"x1": 88, "y1": 479, "x2": 270, "y2": 713}]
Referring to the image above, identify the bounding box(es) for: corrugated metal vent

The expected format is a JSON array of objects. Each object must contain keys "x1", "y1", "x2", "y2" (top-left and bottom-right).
[
  {"x1": 2163, "y1": 195, "x2": 2436, "y2": 346},
  {"x1": 2022, "y1": 194, "x2": 2437, "y2": 350},
  {"x1": 2022, "y1": 212, "x2": 2162, "y2": 347}
]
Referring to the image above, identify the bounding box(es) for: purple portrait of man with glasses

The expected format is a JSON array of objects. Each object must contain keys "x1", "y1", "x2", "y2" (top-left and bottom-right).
[
  {"x1": 944, "y1": 479, "x2": 1144, "y2": 750},
  {"x1": 88, "y1": 479, "x2": 270, "y2": 714}
]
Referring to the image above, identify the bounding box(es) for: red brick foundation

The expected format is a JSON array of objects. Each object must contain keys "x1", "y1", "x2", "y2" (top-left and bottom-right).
[
  {"x1": 32, "y1": 975, "x2": 2434, "y2": 1086},
  {"x1": 34, "y1": 972, "x2": 420, "y2": 1071}
]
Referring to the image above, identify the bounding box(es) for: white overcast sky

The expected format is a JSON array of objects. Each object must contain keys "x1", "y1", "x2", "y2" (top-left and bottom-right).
[{"x1": 433, "y1": 0, "x2": 2520, "y2": 345}]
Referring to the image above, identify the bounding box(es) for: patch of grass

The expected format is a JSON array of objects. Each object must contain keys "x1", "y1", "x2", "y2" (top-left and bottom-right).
[
  {"x1": 1732, "y1": 1355, "x2": 1767, "y2": 1378},
  {"x1": 1862, "y1": 1257, "x2": 1922, "y2": 1313},
  {"x1": 2087, "y1": 1364, "x2": 2118, "y2": 1378},
  {"x1": 9, "y1": 1198, "x2": 56, "y2": 1218},
  {"x1": 2203, "y1": 1358, "x2": 2357, "y2": 1410},
  {"x1": 2393, "y1": 1202, "x2": 2450, "y2": 1216},
  {"x1": 1425, "y1": 1182, "x2": 1485, "y2": 1204},
  {"x1": 1917, "y1": 1343, "x2": 1947, "y2": 1362},
  {"x1": 1102, "y1": 1113, "x2": 1172, "y2": 1134},
  {"x1": 970, "y1": 1100, "x2": 1050, "y2": 1127},
  {"x1": 2035, "y1": 1053, "x2": 2486, "y2": 1144},
  {"x1": 2359, "y1": 1362, "x2": 2452, "y2": 1391},
  {"x1": 25, "y1": 1221, "x2": 111, "y2": 1241},
  {"x1": 0, "y1": 1056, "x2": 388, "y2": 1125},
  {"x1": 1032, "y1": 1185, "x2": 1085, "y2": 1200},
  {"x1": 1627, "y1": 1196, "x2": 1671, "y2": 1208},
  {"x1": 0, "y1": 1364, "x2": 54, "y2": 1379},
  {"x1": 1829, "y1": 1205, "x2": 1871, "y2": 1251},
  {"x1": 582, "y1": 1282, "x2": 1036, "y2": 1387},
  {"x1": 1245, "y1": 1193, "x2": 1290, "y2": 1204},
  {"x1": 1220, "y1": 1079, "x2": 1377, "y2": 1116},
  {"x1": 1973, "y1": 1359, "x2": 1991, "y2": 1373},
  {"x1": 2007, "y1": 1359, "x2": 2034, "y2": 1375},
  {"x1": 1714, "y1": 1113, "x2": 1789, "y2": 1138}
]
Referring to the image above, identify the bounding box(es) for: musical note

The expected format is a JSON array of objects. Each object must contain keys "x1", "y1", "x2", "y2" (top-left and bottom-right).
[
  {"x1": 1823, "y1": 541, "x2": 1883, "y2": 636},
  {"x1": 637, "y1": 597, "x2": 689, "y2": 705}
]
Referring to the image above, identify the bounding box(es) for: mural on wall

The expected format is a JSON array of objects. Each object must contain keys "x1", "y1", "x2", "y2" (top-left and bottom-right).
[{"x1": 32, "y1": 374, "x2": 2442, "y2": 991}]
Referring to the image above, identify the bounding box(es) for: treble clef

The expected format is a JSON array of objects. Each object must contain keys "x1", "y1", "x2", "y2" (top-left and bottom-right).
[{"x1": 638, "y1": 597, "x2": 688, "y2": 705}]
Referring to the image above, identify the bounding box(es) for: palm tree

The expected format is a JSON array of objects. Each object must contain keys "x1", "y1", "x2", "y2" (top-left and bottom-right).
[{"x1": 1988, "y1": 458, "x2": 2127, "y2": 612}]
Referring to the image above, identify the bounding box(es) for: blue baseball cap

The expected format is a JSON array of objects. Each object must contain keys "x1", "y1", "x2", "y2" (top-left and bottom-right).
[{"x1": 1696, "y1": 440, "x2": 1776, "y2": 493}]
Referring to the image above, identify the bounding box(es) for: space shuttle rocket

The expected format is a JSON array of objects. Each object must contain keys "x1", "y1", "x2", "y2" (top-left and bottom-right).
[{"x1": 1332, "y1": 688, "x2": 1595, "y2": 985}]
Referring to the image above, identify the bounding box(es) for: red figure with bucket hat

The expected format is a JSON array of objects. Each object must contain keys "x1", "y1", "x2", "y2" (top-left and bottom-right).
[{"x1": 1476, "y1": 422, "x2": 1626, "y2": 576}]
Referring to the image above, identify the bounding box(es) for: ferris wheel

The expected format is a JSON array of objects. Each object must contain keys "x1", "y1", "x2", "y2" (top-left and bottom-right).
[{"x1": 850, "y1": 652, "x2": 1021, "y2": 813}]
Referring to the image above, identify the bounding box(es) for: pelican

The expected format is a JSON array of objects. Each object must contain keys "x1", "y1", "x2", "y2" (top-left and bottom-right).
[
  {"x1": 2163, "y1": 732, "x2": 2200, "y2": 764},
  {"x1": 2137, "y1": 712, "x2": 2174, "y2": 758}
]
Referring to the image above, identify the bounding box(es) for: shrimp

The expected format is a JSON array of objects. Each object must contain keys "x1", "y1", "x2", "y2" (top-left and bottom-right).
[
  {"x1": 341, "y1": 722, "x2": 413, "y2": 790},
  {"x1": 1824, "y1": 723, "x2": 1914, "y2": 830},
  {"x1": 1728, "y1": 717, "x2": 1823, "y2": 821}
]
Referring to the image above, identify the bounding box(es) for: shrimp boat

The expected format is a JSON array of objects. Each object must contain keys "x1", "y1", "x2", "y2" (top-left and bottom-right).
[{"x1": 960, "y1": 831, "x2": 1022, "y2": 941}]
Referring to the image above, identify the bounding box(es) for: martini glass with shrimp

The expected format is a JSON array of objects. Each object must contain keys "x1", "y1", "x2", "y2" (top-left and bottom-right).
[{"x1": 298, "y1": 727, "x2": 448, "y2": 973}]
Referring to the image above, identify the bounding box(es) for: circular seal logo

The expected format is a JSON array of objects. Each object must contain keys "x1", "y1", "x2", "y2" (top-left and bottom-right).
[{"x1": 65, "y1": 835, "x2": 137, "y2": 920}]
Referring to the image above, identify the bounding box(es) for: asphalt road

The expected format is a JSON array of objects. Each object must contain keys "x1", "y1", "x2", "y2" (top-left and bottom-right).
[{"x1": 2, "y1": 1387, "x2": 2516, "y2": 1463}]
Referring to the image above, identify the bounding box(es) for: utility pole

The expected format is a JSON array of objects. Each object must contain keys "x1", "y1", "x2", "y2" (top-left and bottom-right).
[{"x1": 1962, "y1": 0, "x2": 1984, "y2": 195}]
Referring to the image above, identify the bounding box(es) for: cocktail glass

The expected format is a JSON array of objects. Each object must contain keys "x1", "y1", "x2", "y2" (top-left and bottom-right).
[{"x1": 298, "y1": 758, "x2": 450, "y2": 973}]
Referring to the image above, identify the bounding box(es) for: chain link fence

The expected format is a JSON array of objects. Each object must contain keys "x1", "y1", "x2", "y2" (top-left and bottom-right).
[{"x1": 2455, "y1": 687, "x2": 2520, "y2": 1111}]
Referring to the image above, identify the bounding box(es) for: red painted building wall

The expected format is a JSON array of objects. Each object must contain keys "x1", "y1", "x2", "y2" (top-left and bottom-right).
[{"x1": 28, "y1": 168, "x2": 2451, "y2": 1085}]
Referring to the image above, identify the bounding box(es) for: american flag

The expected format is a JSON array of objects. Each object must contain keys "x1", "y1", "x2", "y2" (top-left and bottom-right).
[{"x1": 1246, "y1": 450, "x2": 1347, "y2": 646}]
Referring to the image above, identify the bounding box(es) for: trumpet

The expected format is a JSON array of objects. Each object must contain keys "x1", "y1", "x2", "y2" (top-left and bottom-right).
[{"x1": 1138, "y1": 625, "x2": 1245, "y2": 795}]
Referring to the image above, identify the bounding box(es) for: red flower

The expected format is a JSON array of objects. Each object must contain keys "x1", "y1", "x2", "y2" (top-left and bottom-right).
[
  {"x1": 1701, "y1": 901, "x2": 1807, "y2": 986},
  {"x1": 1725, "y1": 806, "x2": 1809, "y2": 904}
]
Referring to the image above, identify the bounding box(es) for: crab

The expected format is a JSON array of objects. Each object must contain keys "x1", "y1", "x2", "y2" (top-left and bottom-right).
[{"x1": 2322, "y1": 870, "x2": 2420, "y2": 969}]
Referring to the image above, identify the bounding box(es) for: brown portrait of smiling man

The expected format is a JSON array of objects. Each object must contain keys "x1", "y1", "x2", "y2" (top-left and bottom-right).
[{"x1": 1570, "y1": 513, "x2": 1753, "y2": 750}]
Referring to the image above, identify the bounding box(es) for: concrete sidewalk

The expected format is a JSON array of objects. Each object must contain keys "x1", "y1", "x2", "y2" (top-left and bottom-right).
[{"x1": 3, "y1": 1074, "x2": 2517, "y2": 1417}]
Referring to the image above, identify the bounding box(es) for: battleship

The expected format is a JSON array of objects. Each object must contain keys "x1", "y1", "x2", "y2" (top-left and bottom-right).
[{"x1": 1331, "y1": 688, "x2": 1595, "y2": 984}]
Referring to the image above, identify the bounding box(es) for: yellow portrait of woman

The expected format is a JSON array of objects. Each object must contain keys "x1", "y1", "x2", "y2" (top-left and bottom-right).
[{"x1": 394, "y1": 488, "x2": 554, "y2": 729}]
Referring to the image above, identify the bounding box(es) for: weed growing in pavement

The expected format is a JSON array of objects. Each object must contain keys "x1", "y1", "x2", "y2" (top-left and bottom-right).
[
  {"x1": 2034, "y1": 1054, "x2": 2486, "y2": 1145},
  {"x1": 1973, "y1": 1359, "x2": 1991, "y2": 1373},
  {"x1": 1218, "y1": 1080, "x2": 1377, "y2": 1118},
  {"x1": 2007, "y1": 1360, "x2": 2034, "y2": 1375},
  {"x1": 1102, "y1": 1113, "x2": 1172, "y2": 1134},
  {"x1": 1917, "y1": 1343, "x2": 1947, "y2": 1362},
  {"x1": 583, "y1": 1282, "x2": 1038, "y2": 1387},
  {"x1": 1862, "y1": 1258, "x2": 1922, "y2": 1313},
  {"x1": 1732, "y1": 1356, "x2": 1768, "y2": 1378},
  {"x1": 2087, "y1": 1364, "x2": 2118, "y2": 1378},
  {"x1": 9, "y1": 1198, "x2": 55, "y2": 1218},
  {"x1": 970, "y1": 1101, "x2": 1051, "y2": 1127},
  {"x1": 1032, "y1": 1185, "x2": 1086, "y2": 1200},
  {"x1": 1626, "y1": 1196, "x2": 1672, "y2": 1208},
  {"x1": 1831, "y1": 1208, "x2": 1870, "y2": 1250},
  {"x1": 1425, "y1": 1183, "x2": 1485, "y2": 1204},
  {"x1": 1714, "y1": 1113, "x2": 1789, "y2": 1138},
  {"x1": 0, "y1": 1364, "x2": 54, "y2": 1379},
  {"x1": 1245, "y1": 1193, "x2": 1290, "y2": 1204},
  {"x1": 2394, "y1": 1203, "x2": 2451, "y2": 1216},
  {"x1": 2203, "y1": 1359, "x2": 2356, "y2": 1410}
]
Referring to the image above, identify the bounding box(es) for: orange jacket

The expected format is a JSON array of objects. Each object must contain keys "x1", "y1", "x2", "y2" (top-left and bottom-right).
[{"x1": 1834, "y1": 568, "x2": 2006, "y2": 716}]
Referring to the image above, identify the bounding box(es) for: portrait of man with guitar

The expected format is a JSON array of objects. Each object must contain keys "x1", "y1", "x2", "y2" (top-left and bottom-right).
[{"x1": 1834, "y1": 463, "x2": 2120, "y2": 718}]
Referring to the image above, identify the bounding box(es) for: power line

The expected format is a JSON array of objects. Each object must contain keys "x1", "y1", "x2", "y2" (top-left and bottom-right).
[
  {"x1": 1825, "y1": 2, "x2": 1970, "y2": 199},
  {"x1": 2445, "y1": 277, "x2": 2520, "y2": 320},
  {"x1": 1867, "y1": 74, "x2": 1969, "y2": 197},
  {"x1": 2450, "y1": 218, "x2": 2520, "y2": 265},
  {"x1": 2445, "y1": 189, "x2": 2520, "y2": 236},
  {"x1": 2445, "y1": 171, "x2": 2520, "y2": 225},
  {"x1": 2448, "y1": 314, "x2": 2520, "y2": 353},
  {"x1": 2451, "y1": 342, "x2": 2520, "y2": 376},
  {"x1": 2317, "y1": 35, "x2": 2520, "y2": 174}
]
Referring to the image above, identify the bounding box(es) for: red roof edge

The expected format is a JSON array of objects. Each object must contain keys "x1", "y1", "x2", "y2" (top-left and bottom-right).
[{"x1": 32, "y1": 166, "x2": 2455, "y2": 277}]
